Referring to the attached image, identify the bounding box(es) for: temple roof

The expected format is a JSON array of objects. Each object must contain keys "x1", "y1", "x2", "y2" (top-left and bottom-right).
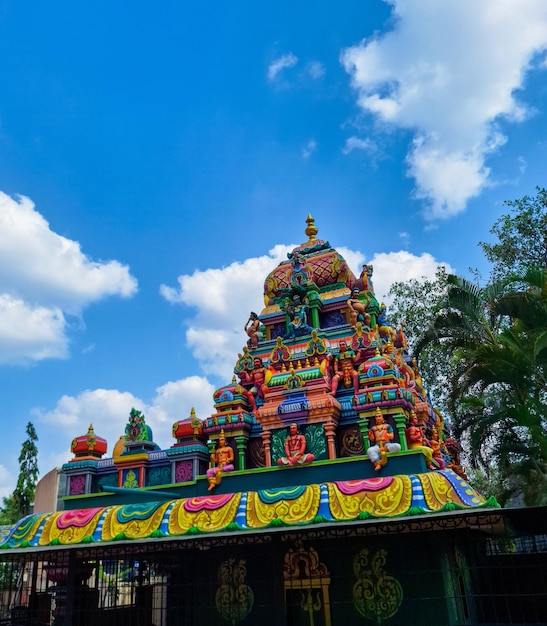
[
  {"x1": 262, "y1": 215, "x2": 357, "y2": 306},
  {"x1": 0, "y1": 469, "x2": 496, "y2": 553}
]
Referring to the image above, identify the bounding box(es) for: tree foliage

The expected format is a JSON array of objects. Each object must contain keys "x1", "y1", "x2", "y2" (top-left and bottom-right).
[
  {"x1": 0, "y1": 422, "x2": 39, "y2": 524},
  {"x1": 388, "y1": 266, "x2": 452, "y2": 413},
  {"x1": 390, "y1": 190, "x2": 547, "y2": 505},
  {"x1": 14, "y1": 422, "x2": 39, "y2": 519},
  {"x1": 416, "y1": 268, "x2": 547, "y2": 505},
  {"x1": 480, "y1": 187, "x2": 547, "y2": 280}
]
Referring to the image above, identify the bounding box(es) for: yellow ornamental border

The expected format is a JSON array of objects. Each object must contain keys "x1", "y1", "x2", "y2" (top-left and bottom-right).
[
  {"x1": 327, "y1": 476, "x2": 413, "y2": 520},
  {"x1": 168, "y1": 493, "x2": 242, "y2": 535},
  {"x1": 246, "y1": 485, "x2": 321, "y2": 528},
  {"x1": 102, "y1": 502, "x2": 171, "y2": 541}
]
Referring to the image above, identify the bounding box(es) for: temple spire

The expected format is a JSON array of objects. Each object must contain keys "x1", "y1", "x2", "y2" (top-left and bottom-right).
[{"x1": 305, "y1": 214, "x2": 318, "y2": 241}]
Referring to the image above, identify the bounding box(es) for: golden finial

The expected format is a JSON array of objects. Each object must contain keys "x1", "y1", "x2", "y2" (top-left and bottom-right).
[
  {"x1": 232, "y1": 375, "x2": 237, "y2": 384},
  {"x1": 190, "y1": 407, "x2": 196, "y2": 418},
  {"x1": 305, "y1": 214, "x2": 318, "y2": 241},
  {"x1": 87, "y1": 424, "x2": 95, "y2": 435}
]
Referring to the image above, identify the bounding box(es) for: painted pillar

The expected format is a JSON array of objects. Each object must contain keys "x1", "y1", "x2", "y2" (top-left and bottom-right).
[
  {"x1": 393, "y1": 411, "x2": 408, "y2": 451},
  {"x1": 261, "y1": 430, "x2": 272, "y2": 467},
  {"x1": 323, "y1": 422, "x2": 337, "y2": 460},
  {"x1": 235, "y1": 435, "x2": 247, "y2": 471}
]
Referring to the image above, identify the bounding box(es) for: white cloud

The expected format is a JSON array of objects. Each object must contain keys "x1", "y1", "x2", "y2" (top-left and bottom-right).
[
  {"x1": 306, "y1": 61, "x2": 326, "y2": 79},
  {"x1": 342, "y1": 136, "x2": 375, "y2": 155},
  {"x1": 302, "y1": 139, "x2": 317, "y2": 159},
  {"x1": 0, "y1": 464, "x2": 14, "y2": 500},
  {"x1": 368, "y1": 250, "x2": 455, "y2": 304},
  {"x1": 267, "y1": 52, "x2": 298, "y2": 81},
  {"x1": 161, "y1": 244, "x2": 294, "y2": 378},
  {"x1": 0, "y1": 192, "x2": 138, "y2": 363},
  {"x1": 160, "y1": 243, "x2": 452, "y2": 378},
  {"x1": 341, "y1": 0, "x2": 547, "y2": 219},
  {"x1": 0, "y1": 295, "x2": 68, "y2": 363},
  {"x1": 35, "y1": 377, "x2": 215, "y2": 475}
]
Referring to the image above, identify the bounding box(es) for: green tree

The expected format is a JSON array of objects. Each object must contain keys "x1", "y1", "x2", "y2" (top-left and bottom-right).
[
  {"x1": 480, "y1": 187, "x2": 547, "y2": 280},
  {"x1": 388, "y1": 266, "x2": 452, "y2": 413},
  {"x1": 0, "y1": 495, "x2": 19, "y2": 525},
  {"x1": 415, "y1": 269, "x2": 547, "y2": 505},
  {"x1": 11, "y1": 422, "x2": 39, "y2": 521}
]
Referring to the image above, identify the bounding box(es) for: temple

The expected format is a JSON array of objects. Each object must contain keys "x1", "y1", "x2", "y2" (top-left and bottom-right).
[{"x1": 0, "y1": 217, "x2": 545, "y2": 626}]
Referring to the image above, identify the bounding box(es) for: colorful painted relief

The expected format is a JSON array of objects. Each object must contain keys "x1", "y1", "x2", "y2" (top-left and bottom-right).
[{"x1": 2, "y1": 471, "x2": 491, "y2": 549}]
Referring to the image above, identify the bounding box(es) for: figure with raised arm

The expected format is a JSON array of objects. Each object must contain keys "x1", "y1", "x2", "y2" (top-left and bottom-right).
[
  {"x1": 244, "y1": 311, "x2": 262, "y2": 349},
  {"x1": 277, "y1": 423, "x2": 315, "y2": 466},
  {"x1": 367, "y1": 409, "x2": 401, "y2": 471},
  {"x1": 206, "y1": 432, "x2": 235, "y2": 490}
]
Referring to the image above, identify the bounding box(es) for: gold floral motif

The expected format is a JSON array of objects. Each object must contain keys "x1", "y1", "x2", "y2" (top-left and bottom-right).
[
  {"x1": 168, "y1": 494, "x2": 241, "y2": 534},
  {"x1": 327, "y1": 477, "x2": 413, "y2": 520},
  {"x1": 102, "y1": 502, "x2": 170, "y2": 540},
  {"x1": 215, "y1": 558, "x2": 254, "y2": 624},
  {"x1": 246, "y1": 486, "x2": 320, "y2": 528},
  {"x1": 40, "y1": 511, "x2": 104, "y2": 546},
  {"x1": 353, "y1": 548, "x2": 403, "y2": 622},
  {"x1": 418, "y1": 472, "x2": 471, "y2": 510}
]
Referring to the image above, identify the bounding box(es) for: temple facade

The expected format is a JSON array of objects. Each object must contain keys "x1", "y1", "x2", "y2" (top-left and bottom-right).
[{"x1": 0, "y1": 217, "x2": 546, "y2": 626}]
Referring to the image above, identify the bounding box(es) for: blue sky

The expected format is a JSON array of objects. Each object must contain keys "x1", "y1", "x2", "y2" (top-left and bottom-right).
[{"x1": 1, "y1": 0, "x2": 547, "y2": 498}]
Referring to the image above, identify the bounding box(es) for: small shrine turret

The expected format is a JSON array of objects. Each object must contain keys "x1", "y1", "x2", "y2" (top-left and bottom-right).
[{"x1": 70, "y1": 424, "x2": 107, "y2": 462}]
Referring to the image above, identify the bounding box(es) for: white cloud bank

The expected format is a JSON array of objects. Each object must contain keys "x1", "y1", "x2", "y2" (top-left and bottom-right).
[
  {"x1": 0, "y1": 192, "x2": 138, "y2": 364},
  {"x1": 341, "y1": 0, "x2": 547, "y2": 220},
  {"x1": 161, "y1": 244, "x2": 450, "y2": 379}
]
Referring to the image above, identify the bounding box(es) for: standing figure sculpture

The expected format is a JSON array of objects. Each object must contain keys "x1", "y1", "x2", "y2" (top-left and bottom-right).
[
  {"x1": 330, "y1": 341, "x2": 359, "y2": 395},
  {"x1": 405, "y1": 411, "x2": 434, "y2": 469},
  {"x1": 207, "y1": 432, "x2": 235, "y2": 490},
  {"x1": 277, "y1": 423, "x2": 315, "y2": 466},
  {"x1": 367, "y1": 409, "x2": 401, "y2": 471},
  {"x1": 244, "y1": 312, "x2": 262, "y2": 350}
]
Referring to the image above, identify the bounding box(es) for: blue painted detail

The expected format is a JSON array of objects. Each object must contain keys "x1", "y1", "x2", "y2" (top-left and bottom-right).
[
  {"x1": 235, "y1": 492, "x2": 248, "y2": 528},
  {"x1": 410, "y1": 475, "x2": 428, "y2": 509},
  {"x1": 277, "y1": 393, "x2": 309, "y2": 415},
  {"x1": 318, "y1": 483, "x2": 334, "y2": 520}
]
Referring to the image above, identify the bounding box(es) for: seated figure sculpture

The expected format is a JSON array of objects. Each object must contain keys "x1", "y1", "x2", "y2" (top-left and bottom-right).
[
  {"x1": 277, "y1": 423, "x2": 315, "y2": 466},
  {"x1": 346, "y1": 288, "x2": 371, "y2": 329},
  {"x1": 206, "y1": 432, "x2": 235, "y2": 490},
  {"x1": 367, "y1": 409, "x2": 401, "y2": 471},
  {"x1": 283, "y1": 295, "x2": 314, "y2": 339}
]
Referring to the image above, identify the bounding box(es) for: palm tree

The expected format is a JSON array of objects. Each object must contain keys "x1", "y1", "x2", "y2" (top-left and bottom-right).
[{"x1": 415, "y1": 268, "x2": 547, "y2": 505}]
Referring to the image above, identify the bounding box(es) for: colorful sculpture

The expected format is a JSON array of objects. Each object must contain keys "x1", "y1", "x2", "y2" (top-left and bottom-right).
[
  {"x1": 58, "y1": 216, "x2": 478, "y2": 517},
  {"x1": 244, "y1": 311, "x2": 262, "y2": 349},
  {"x1": 277, "y1": 423, "x2": 315, "y2": 466},
  {"x1": 367, "y1": 409, "x2": 401, "y2": 471},
  {"x1": 347, "y1": 287, "x2": 371, "y2": 329},
  {"x1": 405, "y1": 411, "x2": 434, "y2": 469},
  {"x1": 207, "y1": 432, "x2": 235, "y2": 490},
  {"x1": 330, "y1": 341, "x2": 359, "y2": 394},
  {"x1": 283, "y1": 294, "x2": 314, "y2": 339}
]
